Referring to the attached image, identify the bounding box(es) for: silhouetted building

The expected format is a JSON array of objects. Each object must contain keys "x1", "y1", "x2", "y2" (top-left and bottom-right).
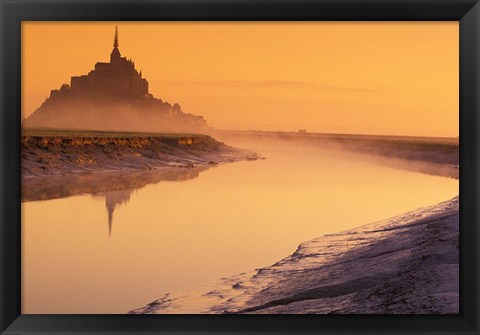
[
  {"x1": 68, "y1": 27, "x2": 149, "y2": 99},
  {"x1": 23, "y1": 27, "x2": 208, "y2": 133}
]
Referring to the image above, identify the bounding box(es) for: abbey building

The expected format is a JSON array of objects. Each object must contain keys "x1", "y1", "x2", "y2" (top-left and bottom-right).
[
  {"x1": 23, "y1": 27, "x2": 208, "y2": 133},
  {"x1": 68, "y1": 27, "x2": 150, "y2": 99}
]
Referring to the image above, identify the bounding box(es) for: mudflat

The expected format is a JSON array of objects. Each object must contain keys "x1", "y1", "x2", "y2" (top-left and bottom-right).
[{"x1": 21, "y1": 129, "x2": 260, "y2": 178}]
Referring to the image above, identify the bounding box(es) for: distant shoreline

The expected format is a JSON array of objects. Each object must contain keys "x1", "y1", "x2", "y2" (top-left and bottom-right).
[
  {"x1": 213, "y1": 129, "x2": 459, "y2": 144},
  {"x1": 214, "y1": 130, "x2": 459, "y2": 179}
]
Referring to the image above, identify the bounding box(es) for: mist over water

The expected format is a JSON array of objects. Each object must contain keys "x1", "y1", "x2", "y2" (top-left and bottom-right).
[
  {"x1": 22, "y1": 137, "x2": 458, "y2": 314},
  {"x1": 214, "y1": 132, "x2": 459, "y2": 178},
  {"x1": 23, "y1": 101, "x2": 207, "y2": 134}
]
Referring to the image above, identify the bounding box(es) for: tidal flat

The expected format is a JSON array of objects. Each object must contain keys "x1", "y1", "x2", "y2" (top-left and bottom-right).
[{"x1": 21, "y1": 132, "x2": 458, "y2": 314}]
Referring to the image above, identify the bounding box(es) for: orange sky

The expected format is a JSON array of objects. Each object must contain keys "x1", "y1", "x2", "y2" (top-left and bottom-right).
[{"x1": 22, "y1": 22, "x2": 458, "y2": 137}]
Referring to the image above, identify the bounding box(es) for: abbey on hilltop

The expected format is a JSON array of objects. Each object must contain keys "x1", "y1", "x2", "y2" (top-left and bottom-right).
[
  {"x1": 68, "y1": 27, "x2": 149, "y2": 99},
  {"x1": 23, "y1": 27, "x2": 208, "y2": 133}
]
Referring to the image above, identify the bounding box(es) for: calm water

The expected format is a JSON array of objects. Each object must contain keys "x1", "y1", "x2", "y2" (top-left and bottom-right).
[{"x1": 22, "y1": 139, "x2": 458, "y2": 313}]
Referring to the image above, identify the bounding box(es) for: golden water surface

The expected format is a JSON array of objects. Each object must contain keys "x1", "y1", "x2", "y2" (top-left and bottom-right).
[{"x1": 22, "y1": 140, "x2": 459, "y2": 313}]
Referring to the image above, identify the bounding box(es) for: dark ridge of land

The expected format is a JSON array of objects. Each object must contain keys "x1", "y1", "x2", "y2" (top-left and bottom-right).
[
  {"x1": 22, "y1": 129, "x2": 260, "y2": 178},
  {"x1": 214, "y1": 129, "x2": 459, "y2": 145}
]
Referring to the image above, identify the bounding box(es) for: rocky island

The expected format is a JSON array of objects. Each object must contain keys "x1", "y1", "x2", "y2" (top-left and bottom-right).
[
  {"x1": 21, "y1": 28, "x2": 260, "y2": 178},
  {"x1": 23, "y1": 27, "x2": 207, "y2": 133}
]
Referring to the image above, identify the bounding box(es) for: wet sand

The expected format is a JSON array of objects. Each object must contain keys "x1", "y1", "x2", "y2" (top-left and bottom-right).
[{"x1": 130, "y1": 197, "x2": 459, "y2": 314}]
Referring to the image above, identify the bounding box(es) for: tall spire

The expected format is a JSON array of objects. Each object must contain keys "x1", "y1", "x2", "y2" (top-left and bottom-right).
[
  {"x1": 114, "y1": 26, "x2": 119, "y2": 48},
  {"x1": 110, "y1": 26, "x2": 121, "y2": 62}
]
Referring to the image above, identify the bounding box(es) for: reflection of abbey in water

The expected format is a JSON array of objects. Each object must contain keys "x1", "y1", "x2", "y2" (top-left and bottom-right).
[
  {"x1": 94, "y1": 190, "x2": 132, "y2": 237},
  {"x1": 23, "y1": 27, "x2": 208, "y2": 132},
  {"x1": 22, "y1": 166, "x2": 210, "y2": 236}
]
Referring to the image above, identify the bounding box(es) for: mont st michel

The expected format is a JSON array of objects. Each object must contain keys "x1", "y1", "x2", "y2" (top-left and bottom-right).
[
  {"x1": 21, "y1": 23, "x2": 459, "y2": 316},
  {"x1": 23, "y1": 27, "x2": 207, "y2": 133},
  {"x1": 22, "y1": 27, "x2": 259, "y2": 178}
]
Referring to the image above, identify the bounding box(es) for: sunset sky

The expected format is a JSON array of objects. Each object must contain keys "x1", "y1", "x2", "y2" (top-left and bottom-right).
[{"x1": 22, "y1": 22, "x2": 458, "y2": 137}]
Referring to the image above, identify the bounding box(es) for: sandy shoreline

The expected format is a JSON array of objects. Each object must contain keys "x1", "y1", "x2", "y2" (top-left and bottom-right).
[
  {"x1": 21, "y1": 131, "x2": 260, "y2": 178},
  {"x1": 129, "y1": 196, "x2": 459, "y2": 314}
]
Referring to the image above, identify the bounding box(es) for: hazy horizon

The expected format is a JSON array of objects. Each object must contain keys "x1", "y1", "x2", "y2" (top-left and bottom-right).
[{"x1": 22, "y1": 22, "x2": 459, "y2": 137}]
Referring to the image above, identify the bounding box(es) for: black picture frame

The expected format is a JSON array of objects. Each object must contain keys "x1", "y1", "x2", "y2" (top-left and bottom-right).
[{"x1": 1, "y1": 0, "x2": 479, "y2": 334}]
